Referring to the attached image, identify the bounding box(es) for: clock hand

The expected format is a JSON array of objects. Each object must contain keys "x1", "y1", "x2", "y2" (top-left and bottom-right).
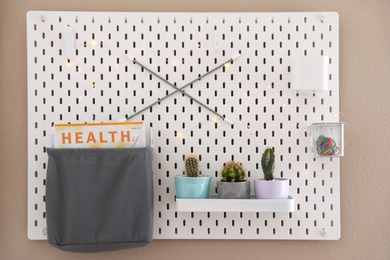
[
  {"x1": 125, "y1": 54, "x2": 233, "y2": 125},
  {"x1": 122, "y1": 54, "x2": 240, "y2": 125}
]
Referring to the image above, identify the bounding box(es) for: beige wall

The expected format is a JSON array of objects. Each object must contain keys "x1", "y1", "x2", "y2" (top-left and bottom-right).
[{"x1": 1, "y1": 0, "x2": 390, "y2": 259}]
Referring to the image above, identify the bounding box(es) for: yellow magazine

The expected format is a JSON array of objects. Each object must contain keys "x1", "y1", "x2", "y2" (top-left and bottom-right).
[{"x1": 52, "y1": 122, "x2": 145, "y2": 148}]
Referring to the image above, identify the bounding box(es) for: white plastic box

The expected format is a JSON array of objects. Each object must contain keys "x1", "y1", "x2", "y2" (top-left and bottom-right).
[{"x1": 292, "y1": 56, "x2": 329, "y2": 92}]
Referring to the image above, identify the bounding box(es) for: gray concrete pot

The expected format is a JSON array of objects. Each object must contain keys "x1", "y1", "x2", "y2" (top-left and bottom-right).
[{"x1": 217, "y1": 180, "x2": 250, "y2": 199}]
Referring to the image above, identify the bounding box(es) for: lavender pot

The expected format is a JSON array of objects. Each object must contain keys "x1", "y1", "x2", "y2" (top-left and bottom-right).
[{"x1": 254, "y1": 178, "x2": 289, "y2": 199}]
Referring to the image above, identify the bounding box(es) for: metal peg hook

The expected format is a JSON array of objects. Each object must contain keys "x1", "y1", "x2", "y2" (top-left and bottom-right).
[{"x1": 124, "y1": 54, "x2": 240, "y2": 125}]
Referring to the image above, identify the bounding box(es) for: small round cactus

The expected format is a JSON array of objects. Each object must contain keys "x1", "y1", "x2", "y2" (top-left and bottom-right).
[
  {"x1": 185, "y1": 155, "x2": 200, "y2": 177},
  {"x1": 261, "y1": 148, "x2": 275, "y2": 181},
  {"x1": 221, "y1": 161, "x2": 246, "y2": 182}
]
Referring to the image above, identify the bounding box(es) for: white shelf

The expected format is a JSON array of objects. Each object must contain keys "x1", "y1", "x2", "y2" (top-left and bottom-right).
[{"x1": 176, "y1": 196, "x2": 295, "y2": 212}]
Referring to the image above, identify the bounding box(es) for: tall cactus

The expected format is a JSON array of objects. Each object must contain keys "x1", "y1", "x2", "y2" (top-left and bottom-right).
[
  {"x1": 261, "y1": 148, "x2": 275, "y2": 181},
  {"x1": 185, "y1": 155, "x2": 200, "y2": 177},
  {"x1": 221, "y1": 161, "x2": 246, "y2": 182}
]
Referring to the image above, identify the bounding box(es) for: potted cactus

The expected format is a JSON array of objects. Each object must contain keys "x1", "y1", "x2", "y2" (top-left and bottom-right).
[
  {"x1": 217, "y1": 161, "x2": 250, "y2": 199},
  {"x1": 254, "y1": 148, "x2": 289, "y2": 199},
  {"x1": 174, "y1": 155, "x2": 211, "y2": 199}
]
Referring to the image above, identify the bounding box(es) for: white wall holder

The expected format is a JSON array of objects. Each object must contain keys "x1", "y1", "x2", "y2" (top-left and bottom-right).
[{"x1": 27, "y1": 11, "x2": 340, "y2": 241}]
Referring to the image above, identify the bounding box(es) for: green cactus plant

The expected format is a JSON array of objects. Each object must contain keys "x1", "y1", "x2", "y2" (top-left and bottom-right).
[
  {"x1": 221, "y1": 161, "x2": 246, "y2": 182},
  {"x1": 185, "y1": 155, "x2": 200, "y2": 177},
  {"x1": 261, "y1": 148, "x2": 275, "y2": 181}
]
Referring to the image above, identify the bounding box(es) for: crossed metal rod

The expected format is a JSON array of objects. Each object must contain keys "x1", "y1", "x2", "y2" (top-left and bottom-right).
[{"x1": 123, "y1": 54, "x2": 240, "y2": 125}]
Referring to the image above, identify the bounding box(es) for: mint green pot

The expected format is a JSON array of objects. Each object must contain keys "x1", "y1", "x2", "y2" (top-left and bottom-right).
[{"x1": 174, "y1": 175, "x2": 212, "y2": 199}]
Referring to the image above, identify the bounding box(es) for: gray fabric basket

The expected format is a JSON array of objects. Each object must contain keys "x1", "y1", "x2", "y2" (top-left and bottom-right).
[{"x1": 45, "y1": 147, "x2": 153, "y2": 253}]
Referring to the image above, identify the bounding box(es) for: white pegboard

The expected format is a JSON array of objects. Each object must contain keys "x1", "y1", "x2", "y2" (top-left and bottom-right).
[{"x1": 27, "y1": 11, "x2": 340, "y2": 240}]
